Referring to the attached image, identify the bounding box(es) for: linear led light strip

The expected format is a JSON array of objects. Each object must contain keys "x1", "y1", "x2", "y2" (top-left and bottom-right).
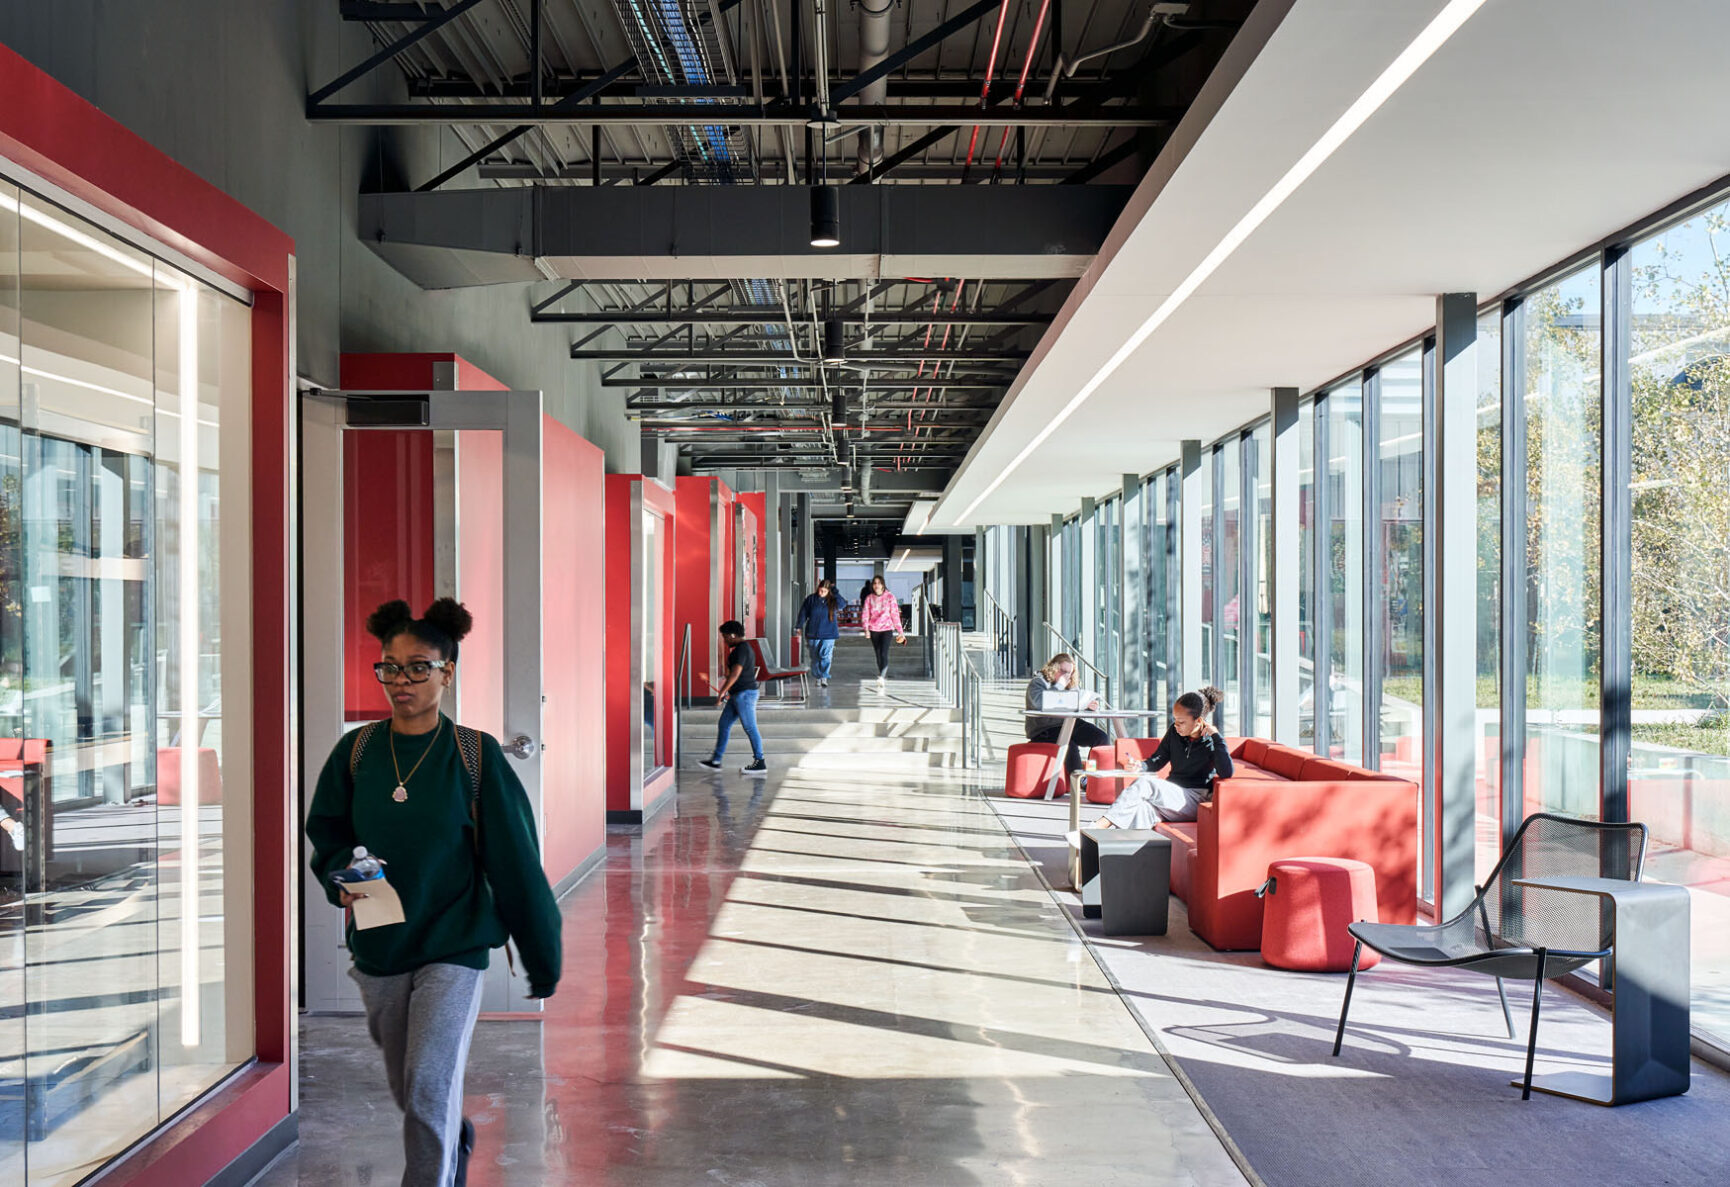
[{"x1": 955, "y1": 0, "x2": 1491, "y2": 525}]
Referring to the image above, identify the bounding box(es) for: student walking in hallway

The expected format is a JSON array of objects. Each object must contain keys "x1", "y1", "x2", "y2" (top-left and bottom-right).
[
  {"x1": 862, "y1": 575, "x2": 905, "y2": 691},
  {"x1": 699, "y1": 620, "x2": 768, "y2": 774},
  {"x1": 306, "y1": 599, "x2": 563, "y2": 1187},
  {"x1": 794, "y1": 578, "x2": 843, "y2": 687}
]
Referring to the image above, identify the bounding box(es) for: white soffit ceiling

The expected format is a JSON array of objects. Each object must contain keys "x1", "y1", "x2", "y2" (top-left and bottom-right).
[{"x1": 937, "y1": 0, "x2": 1730, "y2": 526}]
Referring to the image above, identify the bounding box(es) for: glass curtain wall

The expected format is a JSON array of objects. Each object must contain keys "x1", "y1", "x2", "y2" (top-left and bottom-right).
[
  {"x1": 1149, "y1": 470, "x2": 1174, "y2": 724},
  {"x1": 1378, "y1": 351, "x2": 1425, "y2": 781},
  {"x1": 1197, "y1": 450, "x2": 1214, "y2": 690},
  {"x1": 1326, "y1": 383, "x2": 1366, "y2": 763},
  {"x1": 1627, "y1": 202, "x2": 1730, "y2": 1046},
  {"x1": 1094, "y1": 497, "x2": 1119, "y2": 702},
  {"x1": 1523, "y1": 266, "x2": 1602, "y2": 819},
  {"x1": 0, "y1": 183, "x2": 253, "y2": 1187},
  {"x1": 1298, "y1": 400, "x2": 1317, "y2": 746},
  {"x1": 1122, "y1": 483, "x2": 1146, "y2": 713},
  {"x1": 1218, "y1": 444, "x2": 1241, "y2": 729},
  {"x1": 1249, "y1": 424, "x2": 1273, "y2": 737},
  {"x1": 1476, "y1": 310, "x2": 1503, "y2": 881}
]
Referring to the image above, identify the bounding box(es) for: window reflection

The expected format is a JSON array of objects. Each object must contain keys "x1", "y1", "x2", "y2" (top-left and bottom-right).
[
  {"x1": 1475, "y1": 310, "x2": 1502, "y2": 882},
  {"x1": 1378, "y1": 351, "x2": 1424, "y2": 782},
  {"x1": 1327, "y1": 383, "x2": 1365, "y2": 763},
  {"x1": 0, "y1": 184, "x2": 251, "y2": 1187},
  {"x1": 1628, "y1": 203, "x2": 1730, "y2": 1047},
  {"x1": 1522, "y1": 266, "x2": 1602, "y2": 821}
]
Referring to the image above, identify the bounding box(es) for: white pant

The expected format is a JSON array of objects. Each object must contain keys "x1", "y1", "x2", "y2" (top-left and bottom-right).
[{"x1": 1098, "y1": 776, "x2": 1208, "y2": 829}]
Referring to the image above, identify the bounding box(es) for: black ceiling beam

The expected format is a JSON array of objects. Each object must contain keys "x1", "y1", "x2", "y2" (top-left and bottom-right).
[
  {"x1": 850, "y1": 126, "x2": 959, "y2": 185},
  {"x1": 831, "y1": 0, "x2": 1003, "y2": 105},
  {"x1": 341, "y1": 2, "x2": 444, "y2": 20},
  {"x1": 574, "y1": 349, "x2": 1026, "y2": 364},
  {"x1": 408, "y1": 78, "x2": 1091, "y2": 102},
  {"x1": 1064, "y1": 137, "x2": 1141, "y2": 186},
  {"x1": 409, "y1": 0, "x2": 744, "y2": 191},
  {"x1": 535, "y1": 309, "x2": 1049, "y2": 326},
  {"x1": 312, "y1": 103, "x2": 1181, "y2": 128},
  {"x1": 309, "y1": 0, "x2": 489, "y2": 106},
  {"x1": 609, "y1": 377, "x2": 1010, "y2": 390}
]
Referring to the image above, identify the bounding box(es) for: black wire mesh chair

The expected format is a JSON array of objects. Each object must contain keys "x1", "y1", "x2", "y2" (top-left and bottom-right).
[{"x1": 1330, "y1": 812, "x2": 1648, "y2": 1099}]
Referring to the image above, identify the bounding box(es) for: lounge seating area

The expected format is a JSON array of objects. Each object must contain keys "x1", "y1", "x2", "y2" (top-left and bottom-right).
[{"x1": 1008, "y1": 735, "x2": 1418, "y2": 952}]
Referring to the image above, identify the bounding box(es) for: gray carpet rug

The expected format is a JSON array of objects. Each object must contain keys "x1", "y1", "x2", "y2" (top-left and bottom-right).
[{"x1": 988, "y1": 794, "x2": 1730, "y2": 1187}]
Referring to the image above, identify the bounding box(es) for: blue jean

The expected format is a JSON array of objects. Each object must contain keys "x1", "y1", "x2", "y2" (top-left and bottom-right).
[
  {"x1": 712, "y1": 688, "x2": 764, "y2": 761},
  {"x1": 809, "y1": 637, "x2": 835, "y2": 680}
]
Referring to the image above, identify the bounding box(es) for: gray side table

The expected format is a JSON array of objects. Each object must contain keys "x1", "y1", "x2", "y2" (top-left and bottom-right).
[
  {"x1": 1080, "y1": 829, "x2": 1171, "y2": 936},
  {"x1": 1512, "y1": 876, "x2": 1691, "y2": 1105}
]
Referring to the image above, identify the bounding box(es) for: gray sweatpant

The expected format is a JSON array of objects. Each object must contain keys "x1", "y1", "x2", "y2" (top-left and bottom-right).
[
  {"x1": 1098, "y1": 775, "x2": 1208, "y2": 829},
  {"x1": 352, "y1": 962, "x2": 485, "y2": 1187}
]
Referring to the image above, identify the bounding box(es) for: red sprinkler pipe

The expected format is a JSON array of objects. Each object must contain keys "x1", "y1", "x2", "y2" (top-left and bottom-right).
[
  {"x1": 961, "y1": 0, "x2": 1015, "y2": 176},
  {"x1": 993, "y1": 0, "x2": 1052, "y2": 175}
]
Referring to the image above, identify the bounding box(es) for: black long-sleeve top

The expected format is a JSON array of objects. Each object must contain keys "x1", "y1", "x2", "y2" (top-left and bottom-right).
[{"x1": 1146, "y1": 726, "x2": 1235, "y2": 790}]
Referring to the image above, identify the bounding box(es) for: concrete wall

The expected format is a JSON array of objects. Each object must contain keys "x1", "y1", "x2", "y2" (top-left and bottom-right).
[{"x1": 0, "y1": 0, "x2": 637, "y2": 469}]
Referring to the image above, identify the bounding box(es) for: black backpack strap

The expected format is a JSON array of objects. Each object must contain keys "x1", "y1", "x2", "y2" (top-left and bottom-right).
[
  {"x1": 348, "y1": 721, "x2": 383, "y2": 780},
  {"x1": 455, "y1": 725, "x2": 483, "y2": 844}
]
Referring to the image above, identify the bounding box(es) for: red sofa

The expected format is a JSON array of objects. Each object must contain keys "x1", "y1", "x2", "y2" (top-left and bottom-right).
[{"x1": 1106, "y1": 736, "x2": 1418, "y2": 951}]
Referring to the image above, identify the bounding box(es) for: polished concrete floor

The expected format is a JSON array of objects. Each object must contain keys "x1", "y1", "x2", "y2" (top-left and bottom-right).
[{"x1": 262, "y1": 640, "x2": 1246, "y2": 1186}]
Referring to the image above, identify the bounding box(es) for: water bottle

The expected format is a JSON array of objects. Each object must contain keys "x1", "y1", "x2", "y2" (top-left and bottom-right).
[{"x1": 345, "y1": 845, "x2": 386, "y2": 881}]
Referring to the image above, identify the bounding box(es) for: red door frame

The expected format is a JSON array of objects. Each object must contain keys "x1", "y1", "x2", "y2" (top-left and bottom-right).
[{"x1": 0, "y1": 44, "x2": 296, "y2": 1185}]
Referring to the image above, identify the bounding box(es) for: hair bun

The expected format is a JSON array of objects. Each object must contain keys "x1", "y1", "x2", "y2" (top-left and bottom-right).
[
  {"x1": 365, "y1": 599, "x2": 415, "y2": 642},
  {"x1": 1199, "y1": 685, "x2": 1225, "y2": 710},
  {"x1": 421, "y1": 598, "x2": 474, "y2": 644}
]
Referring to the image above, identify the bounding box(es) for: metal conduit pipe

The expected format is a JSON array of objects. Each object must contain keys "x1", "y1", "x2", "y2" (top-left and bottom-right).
[
  {"x1": 855, "y1": 0, "x2": 894, "y2": 174},
  {"x1": 1042, "y1": 2, "x2": 1188, "y2": 104}
]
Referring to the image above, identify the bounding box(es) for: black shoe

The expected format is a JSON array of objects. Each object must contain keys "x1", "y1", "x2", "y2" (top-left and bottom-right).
[
  {"x1": 741, "y1": 758, "x2": 768, "y2": 775},
  {"x1": 455, "y1": 1117, "x2": 475, "y2": 1187},
  {"x1": 697, "y1": 757, "x2": 723, "y2": 770}
]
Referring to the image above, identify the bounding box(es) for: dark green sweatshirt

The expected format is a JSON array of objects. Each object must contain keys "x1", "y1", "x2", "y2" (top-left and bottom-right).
[{"x1": 306, "y1": 718, "x2": 563, "y2": 996}]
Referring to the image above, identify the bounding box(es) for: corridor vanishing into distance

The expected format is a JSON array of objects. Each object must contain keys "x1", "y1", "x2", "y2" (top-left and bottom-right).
[{"x1": 271, "y1": 640, "x2": 1244, "y2": 1186}]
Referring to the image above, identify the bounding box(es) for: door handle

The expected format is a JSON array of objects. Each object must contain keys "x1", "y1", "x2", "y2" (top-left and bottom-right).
[{"x1": 504, "y1": 734, "x2": 538, "y2": 760}]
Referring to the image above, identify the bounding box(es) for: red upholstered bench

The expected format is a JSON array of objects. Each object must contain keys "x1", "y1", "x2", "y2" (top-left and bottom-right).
[
  {"x1": 1172, "y1": 738, "x2": 1419, "y2": 952},
  {"x1": 1004, "y1": 743, "x2": 1062, "y2": 798}
]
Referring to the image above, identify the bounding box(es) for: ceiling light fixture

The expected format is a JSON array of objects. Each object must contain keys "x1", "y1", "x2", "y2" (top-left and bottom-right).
[
  {"x1": 810, "y1": 184, "x2": 841, "y2": 248},
  {"x1": 822, "y1": 318, "x2": 846, "y2": 364},
  {"x1": 952, "y1": 0, "x2": 1490, "y2": 525}
]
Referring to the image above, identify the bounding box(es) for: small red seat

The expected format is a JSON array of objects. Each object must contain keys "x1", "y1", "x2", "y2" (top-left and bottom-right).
[
  {"x1": 158, "y1": 748, "x2": 224, "y2": 806},
  {"x1": 1259, "y1": 857, "x2": 1381, "y2": 972},
  {"x1": 1004, "y1": 743, "x2": 1062, "y2": 798},
  {"x1": 1084, "y1": 745, "x2": 1124, "y2": 803}
]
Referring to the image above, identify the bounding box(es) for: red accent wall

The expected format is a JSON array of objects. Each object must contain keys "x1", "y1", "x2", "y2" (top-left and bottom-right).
[
  {"x1": 738, "y1": 491, "x2": 767, "y2": 638},
  {"x1": 0, "y1": 41, "x2": 297, "y2": 1185},
  {"x1": 606, "y1": 476, "x2": 678, "y2": 816},
  {"x1": 457, "y1": 431, "x2": 505, "y2": 737},
  {"x1": 542, "y1": 420, "x2": 607, "y2": 882},
  {"x1": 673, "y1": 477, "x2": 736, "y2": 693},
  {"x1": 341, "y1": 432, "x2": 435, "y2": 719}
]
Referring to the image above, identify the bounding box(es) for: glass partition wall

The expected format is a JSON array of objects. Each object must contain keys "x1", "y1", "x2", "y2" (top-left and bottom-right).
[{"x1": 0, "y1": 182, "x2": 253, "y2": 1187}]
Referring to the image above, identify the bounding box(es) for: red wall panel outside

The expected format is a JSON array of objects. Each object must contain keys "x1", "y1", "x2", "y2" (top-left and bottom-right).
[
  {"x1": 341, "y1": 431, "x2": 436, "y2": 720},
  {"x1": 673, "y1": 477, "x2": 737, "y2": 694},
  {"x1": 542, "y1": 420, "x2": 606, "y2": 884},
  {"x1": 738, "y1": 491, "x2": 767, "y2": 638}
]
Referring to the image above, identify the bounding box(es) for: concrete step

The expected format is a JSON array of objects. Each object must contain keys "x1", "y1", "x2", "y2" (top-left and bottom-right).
[
  {"x1": 683, "y1": 733, "x2": 962, "y2": 755},
  {"x1": 681, "y1": 706, "x2": 961, "y2": 726},
  {"x1": 682, "y1": 723, "x2": 964, "y2": 741}
]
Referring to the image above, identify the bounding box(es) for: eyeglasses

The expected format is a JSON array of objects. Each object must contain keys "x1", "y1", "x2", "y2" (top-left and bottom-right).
[{"x1": 373, "y1": 660, "x2": 450, "y2": 684}]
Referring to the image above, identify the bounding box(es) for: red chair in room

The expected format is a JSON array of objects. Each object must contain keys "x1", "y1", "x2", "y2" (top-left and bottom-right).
[
  {"x1": 157, "y1": 748, "x2": 224, "y2": 806},
  {"x1": 1257, "y1": 857, "x2": 1382, "y2": 972},
  {"x1": 0, "y1": 739, "x2": 52, "y2": 869},
  {"x1": 1004, "y1": 743, "x2": 1062, "y2": 798},
  {"x1": 744, "y1": 637, "x2": 808, "y2": 700}
]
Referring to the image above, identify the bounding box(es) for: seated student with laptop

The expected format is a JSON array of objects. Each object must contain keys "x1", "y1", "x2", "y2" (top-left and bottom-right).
[
  {"x1": 1069, "y1": 686, "x2": 1231, "y2": 845},
  {"x1": 1025, "y1": 653, "x2": 1109, "y2": 779}
]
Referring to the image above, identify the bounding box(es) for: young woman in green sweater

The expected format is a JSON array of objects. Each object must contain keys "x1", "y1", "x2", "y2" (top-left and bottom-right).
[{"x1": 306, "y1": 599, "x2": 563, "y2": 1187}]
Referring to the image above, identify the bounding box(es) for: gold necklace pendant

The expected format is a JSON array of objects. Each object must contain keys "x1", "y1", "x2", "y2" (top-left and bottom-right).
[{"x1": 388, "y1": 717, "x2": 443, "y2": 805}]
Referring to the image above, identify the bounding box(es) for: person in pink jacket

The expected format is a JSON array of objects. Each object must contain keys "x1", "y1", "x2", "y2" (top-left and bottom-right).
[{"x1": 862, "y1": 576, "x2": 904, "y2": 690}]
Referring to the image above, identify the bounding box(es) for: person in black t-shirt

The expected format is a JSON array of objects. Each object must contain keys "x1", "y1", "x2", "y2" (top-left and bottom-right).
[{"x1": 698, "y1": 621, "x2": 768, "y2": 775}]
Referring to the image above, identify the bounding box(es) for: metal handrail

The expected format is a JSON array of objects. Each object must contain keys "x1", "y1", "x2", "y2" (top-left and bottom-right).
[
  {"x1": 923, "y1": 604, "x2": 982, "y2": 768},
  {"x1": 1041, "y1": 620, "x2": 1114, "y2": 710},
  {"x1": 980, "y1": 588, "x2": 1019, "y2": 678}
]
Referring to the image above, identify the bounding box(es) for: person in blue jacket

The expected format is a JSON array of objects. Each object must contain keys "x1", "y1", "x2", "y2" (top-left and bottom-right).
[{"x1": 794, "y1": 578, "x2": 843, "y2": 688}]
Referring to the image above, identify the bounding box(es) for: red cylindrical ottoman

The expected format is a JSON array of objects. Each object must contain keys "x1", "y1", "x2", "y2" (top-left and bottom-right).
[
  {"x1": 1004, "y1": 743, "x2": 1063, "y2": 798},
  {"x1": 1084, "y1": 746, "x2": 1123, "y2": 804},
  {"x1": 1258, "y1": 857, "x2": 1381, "y2": 972}
]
